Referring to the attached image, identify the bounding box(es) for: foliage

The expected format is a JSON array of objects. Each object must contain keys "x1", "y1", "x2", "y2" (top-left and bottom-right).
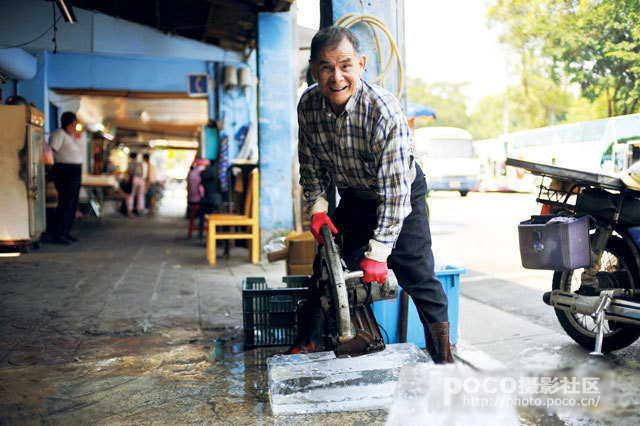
[
  {"x1": 544, "y1": 0, "x2": 640, "y2": 116},
  {"x1": 487, "y1": 0, "x2": 640, "y2": 119},
  {"x1": 406, "y1": 78, "x2": 471, "y2": 130},
  {"x1": 407, "y1": 0, "x2": 640, "y2": 141},
  {"x1": 486, "y1": 0, "x2": 574, "y2": 128},
  {"x1": 467, "y1": 95, "x2": 506, "y2": 140},
  {"x1": 564, "y1": 93, "x2": 609, "y2": 123}
]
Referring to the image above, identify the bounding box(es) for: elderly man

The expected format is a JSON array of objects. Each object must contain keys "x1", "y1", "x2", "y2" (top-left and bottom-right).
[{"x1": 296, "y1": 26, "x2": 453, "y2": 363}]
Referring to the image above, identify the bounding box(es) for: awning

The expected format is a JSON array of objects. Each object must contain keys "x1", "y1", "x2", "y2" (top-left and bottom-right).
[{"x1": 406, "y1": 101, "x2": 436, "y2": 121}]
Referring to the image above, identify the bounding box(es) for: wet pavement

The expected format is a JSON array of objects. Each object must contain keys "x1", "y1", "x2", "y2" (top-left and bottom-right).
[
  {"x1": 0, "y1": 202, "x2": 390, "y2": 424},
  {"x1": 4, "y1": 191, "x2": 640, "y2": 424}
]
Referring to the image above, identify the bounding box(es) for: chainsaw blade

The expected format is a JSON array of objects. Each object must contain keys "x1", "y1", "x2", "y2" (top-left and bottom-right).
[{"x1": 335, "y1": 304, "x2": 386, "y2": 357}]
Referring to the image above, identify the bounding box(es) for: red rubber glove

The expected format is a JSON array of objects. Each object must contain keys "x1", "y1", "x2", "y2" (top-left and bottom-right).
[
  {"x1": 360, "y1": 258, "x2": 388, "y2": 283},
  {"x1": 310, "y1": 212, "x2": 338, "y2": 244}
]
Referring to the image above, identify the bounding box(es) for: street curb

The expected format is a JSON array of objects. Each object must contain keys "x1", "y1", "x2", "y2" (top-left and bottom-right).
[{"x1": 453, "y1": 339, "x2": 506, "y2": 370}]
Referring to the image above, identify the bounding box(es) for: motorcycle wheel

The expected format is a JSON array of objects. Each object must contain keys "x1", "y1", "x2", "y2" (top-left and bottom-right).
[{"x1": 552, "y1": 237, "x2": 640, "y2": 352}]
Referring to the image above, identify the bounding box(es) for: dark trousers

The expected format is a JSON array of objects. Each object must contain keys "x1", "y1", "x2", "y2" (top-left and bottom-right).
[
  {"x1": 52, "y1": 163, "x2": 82, "y2": 238},
  {"x1": 197, "y1": 203, "x2": 218, "y2": 238},
  {"x1": 332, "y1": 163, "x2": 449, "y2": 325}
]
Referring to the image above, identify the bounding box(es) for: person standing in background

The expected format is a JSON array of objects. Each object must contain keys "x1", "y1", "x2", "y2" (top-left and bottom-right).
[
  {"x1": 197, "y1": 159, "x2": 223, "y2": 239},
  {"x1": 186, "y1": 159, "x2": 208, "y2": 218},
  {"x1": 49, "y1": 111, "x2": 84, "y2": 244},
  {"x1": 143, "y1": 153, "x2": 161, "y2": 216},
  {"x1": 127, "y1": 152, "x2": 145, "y2": 216}
]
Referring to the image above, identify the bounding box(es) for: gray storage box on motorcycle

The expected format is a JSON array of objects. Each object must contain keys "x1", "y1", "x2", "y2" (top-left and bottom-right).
[{"x1": 518, "y1": 215, "x2": 590, "y2": 270}]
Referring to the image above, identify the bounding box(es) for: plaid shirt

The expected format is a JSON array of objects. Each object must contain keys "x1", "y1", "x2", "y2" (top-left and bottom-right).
[{"x1": 298, "y1": 78, "x2": 413, "y2": 252}]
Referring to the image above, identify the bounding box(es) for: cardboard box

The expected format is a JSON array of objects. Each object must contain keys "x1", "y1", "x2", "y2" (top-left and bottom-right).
[
  {"x1": 287, "y1": 235, "x2": 316, "y2": 265},
  {"x1": 285, "y1": 232, "x2": 316, "y2": 276},
  {"x1": 286, "y1": 263, "x2": 314, "y2": 276},
  {"x1": 265, "y1": 231, "x2": 315, "y2": 274}
]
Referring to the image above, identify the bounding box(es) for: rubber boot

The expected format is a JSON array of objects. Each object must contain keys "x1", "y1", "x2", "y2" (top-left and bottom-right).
[{"x1": 424, "y1": 322, "x2": 455, "y2": 364}]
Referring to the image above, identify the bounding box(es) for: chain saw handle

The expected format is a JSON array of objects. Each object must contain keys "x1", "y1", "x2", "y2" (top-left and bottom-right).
[{"x1": 320, "y1": 224, "x2": 335, "y2": 246}]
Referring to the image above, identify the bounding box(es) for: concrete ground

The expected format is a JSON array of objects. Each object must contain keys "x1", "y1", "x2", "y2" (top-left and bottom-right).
[
  {"x1": 2, "y1": 191, "x2": 638, "y2": 424},
  {"x1": 0, "y1": 203, "x2": 391, "y2": 425}
]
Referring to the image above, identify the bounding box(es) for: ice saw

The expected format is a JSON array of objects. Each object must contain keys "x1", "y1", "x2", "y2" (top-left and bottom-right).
[{"x1": 298, "y1": 225, "x2": 399, "y2": 357}]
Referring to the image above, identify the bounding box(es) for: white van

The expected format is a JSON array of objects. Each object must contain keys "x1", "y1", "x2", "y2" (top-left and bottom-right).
[{"x1": 413, "y1": 126, "x2": 481, "y2": 197}]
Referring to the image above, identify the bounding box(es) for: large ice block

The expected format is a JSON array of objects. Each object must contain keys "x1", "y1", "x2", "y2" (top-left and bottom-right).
[
  {"x1": 387, "y1": 362, "x2": 615, "y2": 425},
  {"x1": 387, "y1": 363, "x2": 519, "y2": 426},
  {"x1": 268, "y1": 342, "x2": 429, "y2": 415}
]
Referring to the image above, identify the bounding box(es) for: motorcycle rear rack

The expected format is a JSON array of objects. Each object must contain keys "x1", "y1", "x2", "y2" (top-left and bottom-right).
[
  {"x1": 505, "y1": 158, "x2": 625, "y2": 191},
  {"x1": 506, "y1": 157, "x2": 631, "y2": 218}
]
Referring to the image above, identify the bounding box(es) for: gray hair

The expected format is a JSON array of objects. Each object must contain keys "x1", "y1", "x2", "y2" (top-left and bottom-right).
[{"x1": 310, "y1": 26, "x2": 362, "y2": 62}]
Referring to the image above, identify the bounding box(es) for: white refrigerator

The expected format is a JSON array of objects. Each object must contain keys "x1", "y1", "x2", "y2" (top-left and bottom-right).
[{"x1": 0, "y1": 104, "x2": 46, "y2": 247}]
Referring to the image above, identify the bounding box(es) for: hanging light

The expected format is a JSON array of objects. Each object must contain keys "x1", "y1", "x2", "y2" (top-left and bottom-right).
[{"x1": 55, "y1": 0, "x2": 77, "y2": 24}]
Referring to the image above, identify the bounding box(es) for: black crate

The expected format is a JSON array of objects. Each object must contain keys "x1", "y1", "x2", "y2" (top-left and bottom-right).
[{"x1": 242, "y1": 276, "x2": 310, "y2": 348}]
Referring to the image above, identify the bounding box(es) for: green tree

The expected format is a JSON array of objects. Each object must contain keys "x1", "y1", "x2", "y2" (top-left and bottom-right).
[
  {"x1": 486, "y1": 0, "x2": 568, "y2": 128},
  {"x1": 545, "y1": 0, "x2": 640, "y2": 117},
  {"x1": 564, "y1": 93, "x2": 609, "y2": 123},
  {"x1": 468, "y1": 95, "x2": 506, "y2": 140},
  {"x1": 466, "y1": 88, "x2": 568, "y2": 140},
  {"x1": 406, "y1": 78, "x2": 471, "y2": 129}
]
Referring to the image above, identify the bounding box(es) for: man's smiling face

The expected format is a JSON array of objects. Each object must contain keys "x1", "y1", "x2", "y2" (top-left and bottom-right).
[{"x1": 310, "y1": 37, "x2": 366, "y2": 115}]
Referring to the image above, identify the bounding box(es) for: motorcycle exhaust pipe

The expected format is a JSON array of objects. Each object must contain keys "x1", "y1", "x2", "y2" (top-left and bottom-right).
[
  {"x1": 543, "y1": 290, "x2": 601, "y2": 315},
  {"x1": 543, "y1": 290, "x2": 640, "y2": 326}
]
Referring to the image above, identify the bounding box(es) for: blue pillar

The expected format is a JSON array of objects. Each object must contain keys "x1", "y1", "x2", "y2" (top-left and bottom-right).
[
  {"x1": 257, "y1": 12, "x2": 295, "y2": 231},
  {"x1": 200, "y1": 61, "x2": 219, "y2": 161},
  {"x1": 207, "y1": 61, "x2": 216, "y2": 121}
]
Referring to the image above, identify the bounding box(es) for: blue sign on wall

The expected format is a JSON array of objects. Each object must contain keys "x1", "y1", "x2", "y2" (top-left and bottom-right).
[{"x1": 186, "y1": 73, "x2": 209, "y2": 97}]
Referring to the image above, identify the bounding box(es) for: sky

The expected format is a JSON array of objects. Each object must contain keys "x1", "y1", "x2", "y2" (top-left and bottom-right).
[
  {"x1": 296, "y1": 0, "x2": 510, "y2": 108},
  {"x1": 405, "y1": 0, "x2": 509, "y2": 107}
]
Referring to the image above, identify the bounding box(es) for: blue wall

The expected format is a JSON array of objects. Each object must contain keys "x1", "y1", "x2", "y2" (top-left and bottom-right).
[
  {"x1": 18, "y1": 51, "x2": 49, "y2": 129},
  {"x1": 0, "y1": 0, "x2": 251, "y2": 150},
  {"x1": 257, "y1": 12, "x2": 295, "y2": 230},
  {"x1": 1, "y1": 81, "x2": 16, "y2": 104},
  {"x1": 47, "y1": 52, "x2": 208, "y2": 92},
  {"x1": 1, "y1": 0, "x2": 292, "y2": 238},
  {"x1": 0, "y1": 0, "x2": 242, "y2": 63},
  {"x1": 217, "y1": 51, "x2": 258, "y2": 160}
]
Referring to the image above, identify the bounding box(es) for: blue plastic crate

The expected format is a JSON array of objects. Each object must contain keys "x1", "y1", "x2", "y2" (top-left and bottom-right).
[{"x1": 371, "y1": 265, "x2": 464, "y2": 347}]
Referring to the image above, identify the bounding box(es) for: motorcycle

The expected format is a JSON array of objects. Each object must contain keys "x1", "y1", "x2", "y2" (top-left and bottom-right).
[{"x1": 506, "y1": 158, "x2": 640, "y2": 354}]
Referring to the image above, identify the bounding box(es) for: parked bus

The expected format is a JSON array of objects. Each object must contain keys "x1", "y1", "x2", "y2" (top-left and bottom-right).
[
  {"x1": 505, "y1": 113, "x2": 640, "y2": 192},
  {"x1": 413, "y1": 126, "x2": 482, "y2": 197},
  {"x1": 473, "y1": 137, "x2": 512, "y2": 192}
]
